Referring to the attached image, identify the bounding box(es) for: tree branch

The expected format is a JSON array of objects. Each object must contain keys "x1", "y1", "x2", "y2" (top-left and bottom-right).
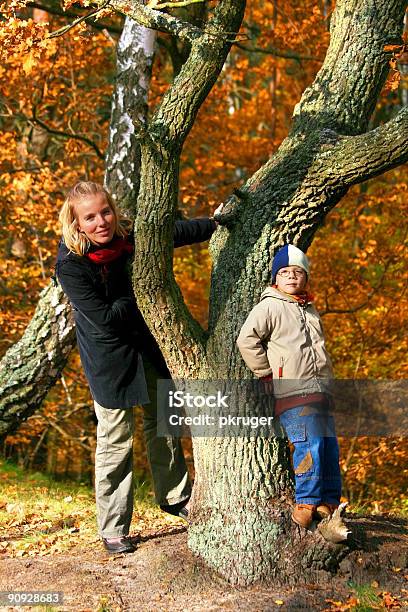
[
  {"x1": 317, "y1": 106, "x2": 408, "y2": 188},
  {"x1": 30, "y1": 111, "x2": 105, "y2": 160},
  {"x1": 48, "y1": 0, "x2": 112, "y2": 39},
  {"x1": 94, "y1": 0, "x2": 203, "y2": 43},
  {"x1": 292, "y1": 0, "x2": 408, "y2": 135},
  {"x1": 133, "y1": 0, "x2": 246, "y2": 376},
  {"x1": 27, "y1": 1, "x2": 123, "y2": 34},
  {"x1": 150, "y1": 0, "x2": 246, "y2": 148},
  {"x1": 150, "y1": 0, "x2": 205, "y2": 8},
  {"x1": 0, "y1": 165, "x2": 42, "y2": 174},
  {"x1": 0, "y1": 283, "x2": 76, "y2": 441}
]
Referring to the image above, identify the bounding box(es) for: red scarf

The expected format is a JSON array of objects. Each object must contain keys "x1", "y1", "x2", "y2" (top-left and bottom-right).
[
  {"x1": 86, "y1": 237, "x2": 133, "y2": 264},
  {"x1": 272, "y1": 284, "x2": 314, "y2": 306}
]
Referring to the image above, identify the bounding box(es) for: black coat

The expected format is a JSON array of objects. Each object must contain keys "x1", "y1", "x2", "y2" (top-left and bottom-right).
[{"x1": 56, "y1": 218, "x2": 216, "y2": 408}]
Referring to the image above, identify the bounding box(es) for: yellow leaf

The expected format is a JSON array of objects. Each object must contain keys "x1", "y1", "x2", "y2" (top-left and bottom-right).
[{"x1": 22, "y1": 51, "x2": 36, "y2": 75}]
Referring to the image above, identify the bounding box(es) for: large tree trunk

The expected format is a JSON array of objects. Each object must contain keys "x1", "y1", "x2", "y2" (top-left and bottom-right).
[{"x1": 130, "y1": 0, "x2": 408, "y2": 584}]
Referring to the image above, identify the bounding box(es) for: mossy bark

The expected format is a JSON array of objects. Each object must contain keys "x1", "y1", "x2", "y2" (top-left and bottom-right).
[{"x1": 0, "y1": 284, "x2": 75, "y2": 438}]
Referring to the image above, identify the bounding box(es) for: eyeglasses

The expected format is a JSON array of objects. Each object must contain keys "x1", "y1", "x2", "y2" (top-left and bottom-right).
[{"x1": 277, "y1": 268, "x2": 306, "y2": 278}]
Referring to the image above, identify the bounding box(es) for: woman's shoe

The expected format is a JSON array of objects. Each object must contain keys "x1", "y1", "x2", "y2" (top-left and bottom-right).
[
  {"x1": 160, "y1": 500, "x2": 190, "y2": 522},
  {"x1": 102, "y1": 536, "x2": 137, "y2": 553}
]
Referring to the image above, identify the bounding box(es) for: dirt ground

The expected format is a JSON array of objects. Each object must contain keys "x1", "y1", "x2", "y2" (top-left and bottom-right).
[{"x1": 0, "y1": 515, "x2": 407, "y2": 611}]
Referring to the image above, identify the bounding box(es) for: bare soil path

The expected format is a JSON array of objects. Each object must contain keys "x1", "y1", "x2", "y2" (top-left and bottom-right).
[{"x1": 0, "y1": 515, "x2": 407, "y2": 611}]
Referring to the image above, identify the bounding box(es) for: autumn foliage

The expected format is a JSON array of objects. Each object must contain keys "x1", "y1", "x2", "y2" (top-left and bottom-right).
[{"x1": 0, "y1": 1, "x2": 407, "y2": 515}]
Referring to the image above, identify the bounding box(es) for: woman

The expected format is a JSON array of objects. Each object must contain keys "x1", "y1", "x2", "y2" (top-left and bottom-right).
[{"x1": 56, "y1": 181, "x2": 217, "y2": 553}]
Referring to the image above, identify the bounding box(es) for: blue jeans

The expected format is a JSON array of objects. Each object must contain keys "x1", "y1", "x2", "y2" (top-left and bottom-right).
[{"x1": 279, "y1": 403, "x2": 342, "y2": 505}]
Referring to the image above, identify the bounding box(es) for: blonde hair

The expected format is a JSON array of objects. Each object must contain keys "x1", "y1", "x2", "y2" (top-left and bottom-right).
[{"x1": 59, "y1": 181, "x2": 129, "y2": 255}]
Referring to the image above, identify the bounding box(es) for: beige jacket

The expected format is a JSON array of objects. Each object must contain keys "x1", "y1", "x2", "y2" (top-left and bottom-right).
[{"x1": 236, "y1": 287, "x2": 333, "y2": 399}]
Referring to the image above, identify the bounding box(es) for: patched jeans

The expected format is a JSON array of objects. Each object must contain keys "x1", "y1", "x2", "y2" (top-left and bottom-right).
[{"x1": 279, "y1": 403, "x2": 342, "y2": 505}]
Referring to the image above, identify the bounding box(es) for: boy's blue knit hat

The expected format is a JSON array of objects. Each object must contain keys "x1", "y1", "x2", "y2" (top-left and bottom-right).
[{"x1": 271, "y1": 244, "x2": 310, "y2": 282}]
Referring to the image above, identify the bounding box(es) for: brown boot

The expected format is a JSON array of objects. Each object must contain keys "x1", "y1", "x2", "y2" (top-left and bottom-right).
[
  {"x1": 291, "y1": 504, "x2": 318, "y2": 529},
  {"x1": 315, "y1": 503, "x2": 339, "y2": 520}
]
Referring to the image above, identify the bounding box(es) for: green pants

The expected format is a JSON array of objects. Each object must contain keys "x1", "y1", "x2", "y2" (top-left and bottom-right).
[{"x1": 94, "y1": 358, "x2": 191, "y2": 538}]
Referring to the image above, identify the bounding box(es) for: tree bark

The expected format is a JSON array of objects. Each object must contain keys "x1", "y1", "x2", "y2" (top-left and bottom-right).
[
  {"x1": 133, "y1": 0, "x2": 247, "y2": 376},
  {"x1": 0, "y1": 283, "x2": 75, "y2": 438},
  {"x1": 292, "y1": 0, "x2": 406, "y2": 135}
]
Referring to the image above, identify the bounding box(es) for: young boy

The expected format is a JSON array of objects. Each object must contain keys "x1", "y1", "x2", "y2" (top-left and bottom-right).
[{"x1": 236, "y1": 244, "x2": 341, "y2": 529}]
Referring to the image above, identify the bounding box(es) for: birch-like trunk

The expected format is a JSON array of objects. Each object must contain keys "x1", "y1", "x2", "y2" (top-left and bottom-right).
[{"x1": 105, "y1": 17, "x2": 156, "y2": 217}]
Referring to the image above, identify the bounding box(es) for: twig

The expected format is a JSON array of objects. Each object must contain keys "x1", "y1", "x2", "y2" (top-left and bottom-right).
[
  {"x1": 27, "y1": 426, "x2": 49, "y2": 470},
  {"x1": 149, "y1": 0, "x2": 204, "y2": 8},
  {"x1": 63, "y1": 403, "x2": 92, "y2": 420},
  {"x1": 27, "y1": 425, "x2": 50, "y2": 470},
  {"x1": 47, "y1": 418, "x2": 93, "y2": 452},
  {"x1": 48, "y1": 0, "x2": 112, "y2": 40},
  {"x1": 31, "y1": 110, "x2": 105, "y2": 159},
  {"x1": 0, "y1": 165, "x2": 42, "y2": 174},
  {"x1": 60, "y1": 374, "x2": 73, "y2": 406},
  {"x1": 33, "y1": 228, "x2": 46, "y2": 281},
  {"x1": 320, "y1": 255, "x2": 395, "y2": 317},
  {"x1": 235, "y1": 42, "x2": 323, "y2": 63}
]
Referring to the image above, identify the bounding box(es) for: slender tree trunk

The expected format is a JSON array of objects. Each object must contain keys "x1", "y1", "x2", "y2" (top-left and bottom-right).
[
  {"x1": 105, "y1": 16, "x2": 156, "y2": 217},
  {"x1": 0, "y1": 283, "x2": 75, "y2": 438}
]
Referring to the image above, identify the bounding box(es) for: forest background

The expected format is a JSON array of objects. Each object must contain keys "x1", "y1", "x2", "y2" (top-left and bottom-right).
[{"x1": 0, "y1": 0, "x2": 407, "y2": 519}]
